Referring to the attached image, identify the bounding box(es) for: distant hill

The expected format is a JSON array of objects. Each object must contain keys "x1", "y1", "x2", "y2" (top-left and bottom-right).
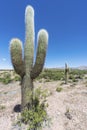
[
  {"x1": 77, "y1": 66, "x2": 87, "y2": 70},
  {"x1": 45, "y1": 66, "x2": 87, "y2": 70}
]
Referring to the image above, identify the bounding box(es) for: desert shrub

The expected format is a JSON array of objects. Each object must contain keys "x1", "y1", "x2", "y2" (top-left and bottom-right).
[
  {"x1": 56, "y1": 87, "x2": 63, "y2": 92},
  {"x1": 70, "y1": 69, "x2": 87, "y2": 77},
  {"x1": 14, "y1": 75, "x2": 21, "y2": 81},
  {"x1": 44, "y1": 78, "x2": 51, "y2": 82},
  {"x1": 13, "y1": 70, "x2": 16, "y2": 75},
  {"x1": 69, "y1": 69, "x2": 86, "y2": 83},
  {"x1": 75, "y1": 75, "x2": 83, "y2": 79},
  {"x1": 20, "y1": 87, "x2": 49, "y2": 130},
  {"x1": 69, "y1": 75, "x2": 74, "y2": 80},
  {"x1": 0, "y1": 105, "x2": 6, "y2": 110},
  {"x1": 85, "y1": 77, "x2": 87, "y2": 79},
  {"x1": 72, "y1": 78, "x2": 78, "y2": 82},
  {"x1": 37, "y1": 69, "x2": 64, "y2": 81},
  {"x1": 37, "y1": 68, "x2": 87, "y2": 81},
  {"x1": 0, "y1": 72, "x2": 12, "y2": 84}
]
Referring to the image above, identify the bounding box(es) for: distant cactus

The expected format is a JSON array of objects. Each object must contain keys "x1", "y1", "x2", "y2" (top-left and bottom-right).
[
  {"x1": 65, "y1": 63, "x2": 69, "y2": 84},
  {"x1": 10, "y1": 5, "x2": 48, "y2": 111}
]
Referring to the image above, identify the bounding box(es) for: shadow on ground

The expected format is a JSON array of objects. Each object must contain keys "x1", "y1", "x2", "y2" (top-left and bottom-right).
[{"x1": 13, "y1": 104, "x2": 21, "y2": 112}]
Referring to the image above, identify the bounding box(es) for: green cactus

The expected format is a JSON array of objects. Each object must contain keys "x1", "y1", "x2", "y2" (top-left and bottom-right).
[
  {"x1": 10, "y1": 5, "x2": 48, "y2": 111},
  {"x1": 65, "y1": 63, "x2": 69, "y2": 84}
]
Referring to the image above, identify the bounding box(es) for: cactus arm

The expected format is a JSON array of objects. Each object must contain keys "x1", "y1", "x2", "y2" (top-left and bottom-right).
[
  {"x1": 10, "y1": 38, "x2": 24, "y2": 77},
  {"x1": 24, "y1": 6, "x2": 34, "y2": 74},
  {"x1": 31, "y1": 29, "x2": 48, "y2": 79}
]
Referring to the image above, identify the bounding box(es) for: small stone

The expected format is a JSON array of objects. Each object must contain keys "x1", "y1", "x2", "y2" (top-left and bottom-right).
[{"x1": 65, "y1": 112, "x2": 72, "y2": 120}]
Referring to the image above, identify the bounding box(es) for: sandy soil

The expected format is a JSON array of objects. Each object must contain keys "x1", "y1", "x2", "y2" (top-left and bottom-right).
[{"x1": 0, "y1": 78, "x2": 87, "y2": 130}]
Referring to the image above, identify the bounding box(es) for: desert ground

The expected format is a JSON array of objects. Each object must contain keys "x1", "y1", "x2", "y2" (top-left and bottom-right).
[{"x1": 0, "y1": 70, "x2": 87, "y2": 130}]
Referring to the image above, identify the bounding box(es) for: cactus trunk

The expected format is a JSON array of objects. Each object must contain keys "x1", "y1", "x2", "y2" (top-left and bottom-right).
[
  {"x1": 10, "y1": 5, "x2": 48, "y2": 111},
  {"x1": 65, "y1": 63, "x2": 69, "y2": 84},
  {"x1": 21, "y1": 75, "x2": 33, "y2": 110}
]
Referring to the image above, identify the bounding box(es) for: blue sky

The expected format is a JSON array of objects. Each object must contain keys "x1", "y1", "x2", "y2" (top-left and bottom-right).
[{"x1": 0, "y1": 0, "x2": 87, "y2": 69}]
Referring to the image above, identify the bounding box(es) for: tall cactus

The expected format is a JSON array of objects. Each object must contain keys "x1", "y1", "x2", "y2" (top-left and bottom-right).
[
  {"x1": 10, "y1": 5, "x2": 48, "y2": 111},
  {"x1": 65, "y1": 63, "x2": 69, "y2": 84}
]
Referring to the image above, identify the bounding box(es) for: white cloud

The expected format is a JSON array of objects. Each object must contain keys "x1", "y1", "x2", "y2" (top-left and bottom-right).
[{"x1": 2, "y1": 58, "x2": 6, "y2": 61}]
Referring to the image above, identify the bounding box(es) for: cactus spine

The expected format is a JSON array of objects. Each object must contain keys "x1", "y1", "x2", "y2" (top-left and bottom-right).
[
  {"x1": 10, "y1": 5, "x2": 48, "y2": 111},
  {"x1": 65, "y1": 63, "x2": 69, "y2": 84}
]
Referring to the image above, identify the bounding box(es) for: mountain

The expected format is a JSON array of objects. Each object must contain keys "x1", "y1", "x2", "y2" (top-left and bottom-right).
[{"x1": 77, "y1": 66, "x2": 87, "y2": 70}]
